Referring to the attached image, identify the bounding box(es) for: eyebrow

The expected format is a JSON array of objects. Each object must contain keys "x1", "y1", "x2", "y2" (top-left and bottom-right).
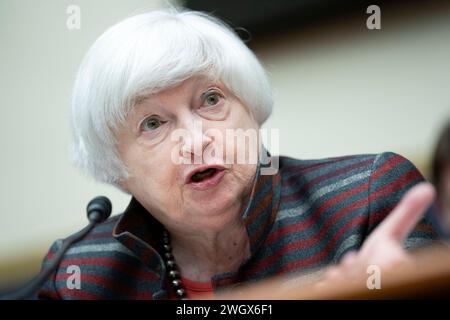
[
  {"x1": 132, "y1": 92, "x2": 154, "y2": 106},
  {"x1": 132, "y1": 78, "x2": 223, "y2": 109},
  {"x1": 128, "y1": 94, "x2": 161, "y2": 127}
]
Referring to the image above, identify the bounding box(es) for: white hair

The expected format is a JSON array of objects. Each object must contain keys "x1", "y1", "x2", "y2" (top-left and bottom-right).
[{"x1": 71, "y1": 8, "x2": 273, "y2": 185}]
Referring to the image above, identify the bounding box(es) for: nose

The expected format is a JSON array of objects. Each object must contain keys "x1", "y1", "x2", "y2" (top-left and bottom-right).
[{"x1": 179, "y1": 120, "x2": 213, "y2": 163}]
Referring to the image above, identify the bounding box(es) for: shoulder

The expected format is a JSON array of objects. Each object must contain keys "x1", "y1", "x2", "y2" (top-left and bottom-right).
[
  {"x1": 279, "y1": 153, "x2": 376, "y2": 182},
  {"x1": 38, "y1": 214, "x2": 161, "y2": 300},
  {"x1": 272, "y1": 152, "x2": 430, "y2": 261},
  {"x1": 276, "y1": 153, "x2": 380, "y2": 225},
  {"x1": 278, "y1": 152, "x2": 421, "y2": 194},
  {"x1": 277, "y1": 151, "x2": 425, "y2": 219},
  {"x1": 53, "y1": 214, "x2": 124, "y2": 253}
]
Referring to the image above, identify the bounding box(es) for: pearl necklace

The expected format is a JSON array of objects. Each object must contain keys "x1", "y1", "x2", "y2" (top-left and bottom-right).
[{"x1": 162, "y1": 229, "x2": 187, "y2": 299}]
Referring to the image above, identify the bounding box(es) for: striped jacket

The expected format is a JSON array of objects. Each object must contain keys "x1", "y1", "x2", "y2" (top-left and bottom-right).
[{"x1": 38, "y1": 152, "x2": 437, "y2": 299}]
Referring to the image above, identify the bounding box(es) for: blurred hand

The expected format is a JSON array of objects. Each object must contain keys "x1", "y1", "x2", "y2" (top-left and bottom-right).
[{"x1": 324, "y1": 182, "x2": 436, "y2": 281}]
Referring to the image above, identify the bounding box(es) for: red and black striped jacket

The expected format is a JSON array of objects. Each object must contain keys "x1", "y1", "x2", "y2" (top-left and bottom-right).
[{"x1": 38, "y1": 152, "x2": 438, "y2": 299}]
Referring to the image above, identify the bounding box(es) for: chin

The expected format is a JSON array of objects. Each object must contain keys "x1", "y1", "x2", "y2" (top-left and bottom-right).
[
  {"x1": 192, "y1": 190, "x2": 237, "y2": 211},
  {"x1": 186, "y1": 183, "x2": 244, "y2": 217}
]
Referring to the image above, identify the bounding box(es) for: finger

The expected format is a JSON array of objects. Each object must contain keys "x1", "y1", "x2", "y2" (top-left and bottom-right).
[
  {"x1": 340, "y1": 250, "x2": 357, "y2": 267},
  {"x1": 371, "y1": 182, "x2": 435, "y2": 243},
  {"x1": 324, "y1": 265, "x2": 341, "y2": 281}
]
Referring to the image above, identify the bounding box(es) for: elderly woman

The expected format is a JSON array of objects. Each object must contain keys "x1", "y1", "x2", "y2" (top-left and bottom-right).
[{"x1": 39, "y1": 9, "x2": 438, "y2": 300}]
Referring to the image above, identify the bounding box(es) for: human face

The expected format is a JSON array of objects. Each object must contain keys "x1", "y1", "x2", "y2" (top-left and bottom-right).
[{"x1": 116, "y1": 75, "x2": 260, "y2": 232}]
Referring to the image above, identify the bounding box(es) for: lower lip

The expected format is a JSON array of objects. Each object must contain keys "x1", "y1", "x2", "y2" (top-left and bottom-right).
[{"x1": 188, "y1": 170, "x2": 226, "y2": 191}]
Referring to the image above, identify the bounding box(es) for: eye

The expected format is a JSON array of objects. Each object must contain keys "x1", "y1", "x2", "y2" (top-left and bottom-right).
[
  {"x1": 202, "y1": 90, "x2": 222, "y2": 107},
  {"x1": 140, "y1": 116, "x2": 164, "y2": 131}
]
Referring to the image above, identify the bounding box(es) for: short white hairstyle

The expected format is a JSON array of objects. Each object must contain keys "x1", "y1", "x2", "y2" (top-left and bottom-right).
[{"x1": 71, "y1": 9, "x2": 273, "y2": 185}]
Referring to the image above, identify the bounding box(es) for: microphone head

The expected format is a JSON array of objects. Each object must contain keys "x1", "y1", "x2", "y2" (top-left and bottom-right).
[{"x1": 86, "y1": 196, "x2": 112, "y2": 223}]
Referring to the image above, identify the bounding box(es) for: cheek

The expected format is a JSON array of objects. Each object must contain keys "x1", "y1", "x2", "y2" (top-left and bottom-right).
[
  {"x1": 231, "y1": 101, "x2": 258, "y2": 128},
  {"x1": 128, "y1": 157, "x2": 184, "y2": 217},
  {"x1": 121, "y1": 142, "x2": 180, "y2": 194},
  {"x1": 232, "y1": 163, "x2": 257, "y2": 184},
  {"x1": 220, "y1": 105, "x2": 259, "y2": 187},
  {"x1": 226, "y1": 108, "x2": 260, "y2": 162}
]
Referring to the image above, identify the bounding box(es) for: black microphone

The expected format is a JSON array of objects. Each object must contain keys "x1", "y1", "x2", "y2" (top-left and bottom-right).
[{"x1": 0, "y1": 196, "x2": 112, "y2": 300}]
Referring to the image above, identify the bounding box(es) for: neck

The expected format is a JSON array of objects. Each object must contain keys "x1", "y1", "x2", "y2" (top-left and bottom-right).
[{"x1": 169, "y1": 219, "x2": 250, "y2": 282}]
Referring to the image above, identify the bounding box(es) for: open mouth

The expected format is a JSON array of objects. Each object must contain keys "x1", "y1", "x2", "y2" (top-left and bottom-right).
[
  {"x1": 190, "y1": 168, "x2": 219, "y2": 183},
  {"x1": 186, "y1": 166, "x2": 227, "y2": 190}
]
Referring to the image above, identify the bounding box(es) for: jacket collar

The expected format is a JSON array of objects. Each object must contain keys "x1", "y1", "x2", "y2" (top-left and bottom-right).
[{"x1": 112, "y1": 157, "x2": 282, "y2": 280}]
